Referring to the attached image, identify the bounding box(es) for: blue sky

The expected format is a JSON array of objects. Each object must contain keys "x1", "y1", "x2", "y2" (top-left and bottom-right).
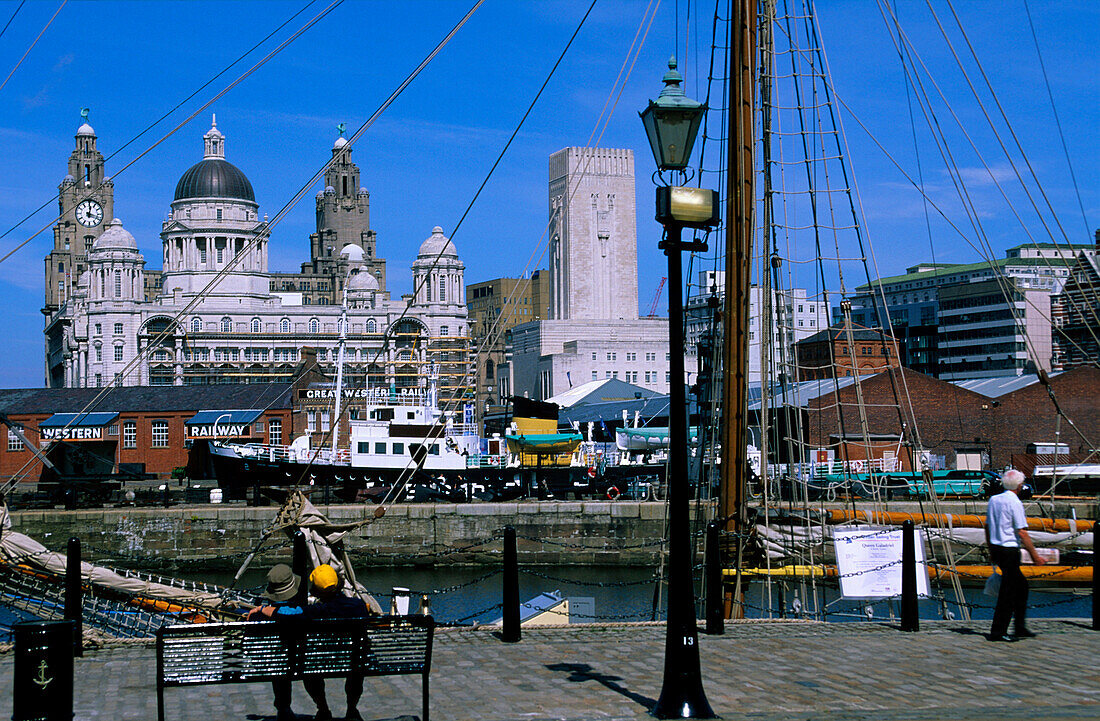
[{"x1": 0, "y1": 0, "x2": 1096, "y2": 388}]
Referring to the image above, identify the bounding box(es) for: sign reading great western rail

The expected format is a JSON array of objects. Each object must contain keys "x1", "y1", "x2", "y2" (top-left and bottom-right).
[
  {"x1": 297, "y1": 388, "x2": 421, "y2": 402},
  {"x1": 186, "y1": 423, "x2": 250, "y2": 439},
  {"x1": 834, "y1": 526, "x2": 930, "y2": 600},
  {"x1": 40, "y1": 426, "x2": 106, "y2": 441}
]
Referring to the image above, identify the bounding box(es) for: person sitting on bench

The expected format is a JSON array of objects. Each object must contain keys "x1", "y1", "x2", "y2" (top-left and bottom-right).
[
  {"x1": 251, "y1": 564, "x2": 373, "y2": 721},
  {"x1": 247, "y1": 564, "x2": 306, "y2": 721}
]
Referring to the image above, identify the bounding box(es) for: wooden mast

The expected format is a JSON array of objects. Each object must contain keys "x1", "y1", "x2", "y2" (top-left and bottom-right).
[{"x1": 720, "y1": 0, "x2": 757, "y2": 535}]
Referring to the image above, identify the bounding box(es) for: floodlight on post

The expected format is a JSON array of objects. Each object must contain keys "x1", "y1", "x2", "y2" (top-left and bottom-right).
[{"x1": 642, "y1": 59, "x2": 717, "y2": 721}]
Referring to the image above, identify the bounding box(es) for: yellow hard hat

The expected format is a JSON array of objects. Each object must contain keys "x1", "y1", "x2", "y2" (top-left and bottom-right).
[{"x1": 309, "y1": 564, "x2": 339, "y2": 591}]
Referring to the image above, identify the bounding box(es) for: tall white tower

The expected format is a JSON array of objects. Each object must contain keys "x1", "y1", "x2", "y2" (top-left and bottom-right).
[{"x1": 547, "y1": 147, "x2": 638, "y2": 320}]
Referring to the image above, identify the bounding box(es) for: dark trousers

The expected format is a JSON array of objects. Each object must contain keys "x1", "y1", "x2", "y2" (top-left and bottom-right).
[
  {"x1": 273, "y1": 675, "x2": 363, "y2": 713},
  {"x1": 303, "y1": 675, "x2": 364, "y2": 713},
  {"x1": 990, "y1": 544, "x2": 1029, "y2": 636}
]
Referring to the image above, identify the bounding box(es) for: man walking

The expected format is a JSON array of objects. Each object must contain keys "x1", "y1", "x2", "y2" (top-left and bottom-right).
[{"x1": 986, "y1": 469, "x2": 1045, "y2": 642}]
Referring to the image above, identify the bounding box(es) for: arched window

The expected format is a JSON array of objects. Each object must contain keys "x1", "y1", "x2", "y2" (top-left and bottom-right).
[
  {"x1": 366, "y1": 319, "x2": 376, "y2": 333},
  {"x1": 250, "y1": 318, "x2": 261, "y2": 333},
  {"x1": 280, "y1": 318, "x2": 291, "y2": 333},
  {"x1": 190, "y1": 318, "x2": 201, "y2": 333},
  {"x1": 308, "y1": 318, "x2": 319, "y2": 334},
  {"x1": 220, "y1": 317, "x2": 232, "y2": 333}
]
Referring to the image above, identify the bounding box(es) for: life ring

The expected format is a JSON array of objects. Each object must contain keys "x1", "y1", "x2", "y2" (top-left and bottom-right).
[
  {"x1": 852, "y1": 459, "x2": 865, "y2": 473},
  {"x1": 587, "y1": 466, "x2": 597, "y2": 479},
  {"x1": 606, "y1": 486, "x2": 621, "y2": 500}
]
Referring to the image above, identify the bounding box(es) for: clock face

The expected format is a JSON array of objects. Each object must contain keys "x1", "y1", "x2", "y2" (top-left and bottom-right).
[{"x1": 76, "y1": 199, "x2": 103, "y2": 227}]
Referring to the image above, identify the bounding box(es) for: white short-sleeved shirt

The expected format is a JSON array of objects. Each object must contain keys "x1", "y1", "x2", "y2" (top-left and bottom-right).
[{"x1": 987, "y1": 490, "x2": 1026, "y2": 547}]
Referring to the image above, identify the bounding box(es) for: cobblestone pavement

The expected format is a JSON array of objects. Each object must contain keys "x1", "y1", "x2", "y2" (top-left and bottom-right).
[{"x1": 1, "y1": 619, "x2": 1097, "y2": 720}]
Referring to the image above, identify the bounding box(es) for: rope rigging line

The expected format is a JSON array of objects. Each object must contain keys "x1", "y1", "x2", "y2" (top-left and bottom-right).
[
  {"x1": 274, "y1": 0, "x2": 665, "y2": 510},
  {"x1": 915, "y1": 0, "x2": 1100, "y2": 336},
  {"x1": 876, "y1": 0, "x2": 1100, "y2": 354},
  {"x1": 1022, "y1": 0, "x2": 1092, "y2": 241},
  {"x1": 0, "y1": 0, "x2": 344, "y2": 266},
  {"x1": 0, "y1": 0, "x2": 64, "y2": 95},
  {"x1": 0, "y1": 0, "x2": 321, "y2": 250}
]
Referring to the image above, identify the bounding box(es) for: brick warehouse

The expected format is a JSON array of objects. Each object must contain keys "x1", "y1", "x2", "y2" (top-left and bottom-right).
[
  {"x1": 800, "y1": 365, "x2": 1099, "y2": 470},
  {"x1": 0, "y1": 385, "x2": 292, "y2": 486}
]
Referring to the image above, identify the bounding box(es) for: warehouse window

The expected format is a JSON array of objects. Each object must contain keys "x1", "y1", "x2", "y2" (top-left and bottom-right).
[{"x1": 150, "y1": 420, "x2": 169, "y2": 448}]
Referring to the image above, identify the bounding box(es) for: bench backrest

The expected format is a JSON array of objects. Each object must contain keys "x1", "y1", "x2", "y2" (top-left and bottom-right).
[{"x1": 157, "y1": 615, "x2": 434, "y2": 687}]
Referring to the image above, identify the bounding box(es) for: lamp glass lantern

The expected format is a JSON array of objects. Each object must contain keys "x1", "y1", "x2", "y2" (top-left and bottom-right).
[{"x1": 639, "y1": 57, "x2": 707, "y2": 172}]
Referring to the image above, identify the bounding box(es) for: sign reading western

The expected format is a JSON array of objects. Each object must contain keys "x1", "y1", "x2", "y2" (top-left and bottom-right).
[
  {"x1": 186, "y1": 423, "x2": 250, "y2": 439},
  {"x1": 41, "y1": 426, "x2": 106, "y2": 441}
]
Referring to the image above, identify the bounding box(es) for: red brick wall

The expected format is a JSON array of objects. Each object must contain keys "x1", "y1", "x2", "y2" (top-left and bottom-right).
[
  {"x1": 1, "y1": 408, "x2": 292, "y2": 484},
  {"x1": 801, "y1": 366, "x2": 1099, "y2": 470}
]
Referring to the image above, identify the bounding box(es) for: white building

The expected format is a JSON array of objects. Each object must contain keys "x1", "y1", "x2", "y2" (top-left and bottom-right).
[
  {"x1": 685, "y1": 270, "x2": 829, "y2": 384},
  {"x1": 44, "y1": 119, "x2": 470, "y2": 399},
  {"x1": 506, "y1": 147, "x2": 675, "y2": 401}
]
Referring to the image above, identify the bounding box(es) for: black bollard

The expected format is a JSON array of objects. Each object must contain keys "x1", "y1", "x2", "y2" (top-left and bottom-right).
[
  {"x1": 1093, "y1": 525, "x2": 1098, "y2": 631},
  {"x1": 291, "y1": 530, "x2": 310, "y2": 607},
  {"x1": 900, "y1": 520, "x2": 919, "y2": 632},
  {"x1": 13, "y1": 620, "x2": 74, "y2": 721},
  {"x1": 502, "y1": 526, "x2": 520, "y2": 642},
  {"x1": 704, "y1": 521, "x2": 724, "y2": 635},
  {"x1": 64, "y1": 537, "x2": 83, "y2": 658}
]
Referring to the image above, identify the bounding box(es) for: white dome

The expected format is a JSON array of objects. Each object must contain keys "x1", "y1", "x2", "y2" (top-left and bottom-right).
[
  {"x1": 324, "y1": 185, "x2": 336, "y2": 195},
  {"x1": 417, "y1": 226, "x2": 457, "y2": 258},
  {"x1": 333, "y1": 136, "x2": 348, "y2": 150},
  {"x1": 348, "y1": 269, "x2": 380, "y2": 291},
  {"x1": 339, "y1": 244, "x2": 365, "y2": 262},
  {"x1": 357, "y1": 187, "x2": 368, "y2": 196},
  {"x1": 76, "y1": 122, "x2": 95, "y2": 136},
  {"x1": 91, "y1": 219, "x2": 139, "y2": 251},
  {"x1": 62, "y1": 174, "x2": 75, "y2": 184}
]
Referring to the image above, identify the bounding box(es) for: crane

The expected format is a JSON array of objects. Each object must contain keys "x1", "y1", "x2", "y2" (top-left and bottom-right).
[{"x1": 646, "y1": 277, "x2": 667, "y2": 317}]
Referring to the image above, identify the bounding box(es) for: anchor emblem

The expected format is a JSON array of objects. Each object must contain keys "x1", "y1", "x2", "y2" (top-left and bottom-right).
[{"x1": 33, "y1": 659, "x2": 52, "y2": 690}]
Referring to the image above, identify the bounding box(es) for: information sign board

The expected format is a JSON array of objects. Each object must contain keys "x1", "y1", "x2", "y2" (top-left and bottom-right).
[{"x1": 834, "y1": 526, "x2": 930, "y2": 600}]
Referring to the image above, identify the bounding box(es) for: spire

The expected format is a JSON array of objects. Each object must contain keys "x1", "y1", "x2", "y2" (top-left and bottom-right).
[{"x1": 203, "y1": 115, "x2": 225, "y2": 159}]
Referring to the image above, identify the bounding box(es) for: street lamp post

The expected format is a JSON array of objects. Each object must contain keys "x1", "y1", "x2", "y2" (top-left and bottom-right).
[{"x1": 640, "y1": 57, "x2": 720, "y2": 720}]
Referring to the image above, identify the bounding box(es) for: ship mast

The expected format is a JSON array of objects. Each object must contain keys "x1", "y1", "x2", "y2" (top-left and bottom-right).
[{"x1": 719, "y1": 0, "x2": 758, "y2": 560}]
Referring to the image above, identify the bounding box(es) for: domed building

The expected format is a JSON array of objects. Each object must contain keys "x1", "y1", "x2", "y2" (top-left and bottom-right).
[{"x1": 44, "y1": 117, "x2": 470, "y2": 402}]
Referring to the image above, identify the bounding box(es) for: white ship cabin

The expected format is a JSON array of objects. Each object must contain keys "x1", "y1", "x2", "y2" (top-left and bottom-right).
[{"x1": 348, "y1": 390, "x2": 480, "y2": 471}]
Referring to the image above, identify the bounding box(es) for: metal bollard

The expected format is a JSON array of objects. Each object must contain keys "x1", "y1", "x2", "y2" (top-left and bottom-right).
[
  {"x1": 502, "y1": 526, "x2": 520, "y2": 642},
  {"x1": 12, "y1": 620, "x2": 74, "y2": 721},
  {"x1": 1093, "y1": 526, "x2": 1098, "y2": 631},
  {"x1": 900, "y1": 520, "x2": 919, "y2": 632},
  {"x1": 704, "y1": 521, "x2": 724, "y2": 635},
  {"x1": 64, "y1": 538, "x2": 82, "y2": 658}
]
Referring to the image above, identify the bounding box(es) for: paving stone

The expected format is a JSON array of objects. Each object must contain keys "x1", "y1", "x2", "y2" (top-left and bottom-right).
[{"x1": 0, "y1": 619, "x2": 1096, "y2": 720}]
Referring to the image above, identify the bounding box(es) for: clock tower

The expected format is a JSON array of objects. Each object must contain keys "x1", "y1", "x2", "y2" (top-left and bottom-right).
[{"x1": 43, "y1": 111, "x2": 115, "y2": 316}]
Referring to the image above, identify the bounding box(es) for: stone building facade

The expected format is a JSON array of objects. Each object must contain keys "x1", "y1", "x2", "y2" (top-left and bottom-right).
[
  {"x1": 506, "y1": 147, "x2": 674, "y2": 401},
  {"x1": 547, "y1": 147, "x2": 638, "y2": 321},
  {"x1": 43, "y1": 119, "x2": 471, "y2": 401}
]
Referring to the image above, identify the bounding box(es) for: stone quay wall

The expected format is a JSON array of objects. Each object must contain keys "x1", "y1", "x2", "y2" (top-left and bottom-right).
[{"x1": 8, "y1": 502, "x2": 692, "y2": 570}]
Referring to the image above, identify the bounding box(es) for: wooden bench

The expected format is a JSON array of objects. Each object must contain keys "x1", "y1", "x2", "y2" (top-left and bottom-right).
[{"x1": 156, "y1": 614, "x2": 434, "y2": 721}]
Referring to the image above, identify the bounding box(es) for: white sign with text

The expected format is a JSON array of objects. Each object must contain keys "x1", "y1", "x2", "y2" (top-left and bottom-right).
[{"x1": 834, "y1": 526, "x2": 930, "y2": 600}]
